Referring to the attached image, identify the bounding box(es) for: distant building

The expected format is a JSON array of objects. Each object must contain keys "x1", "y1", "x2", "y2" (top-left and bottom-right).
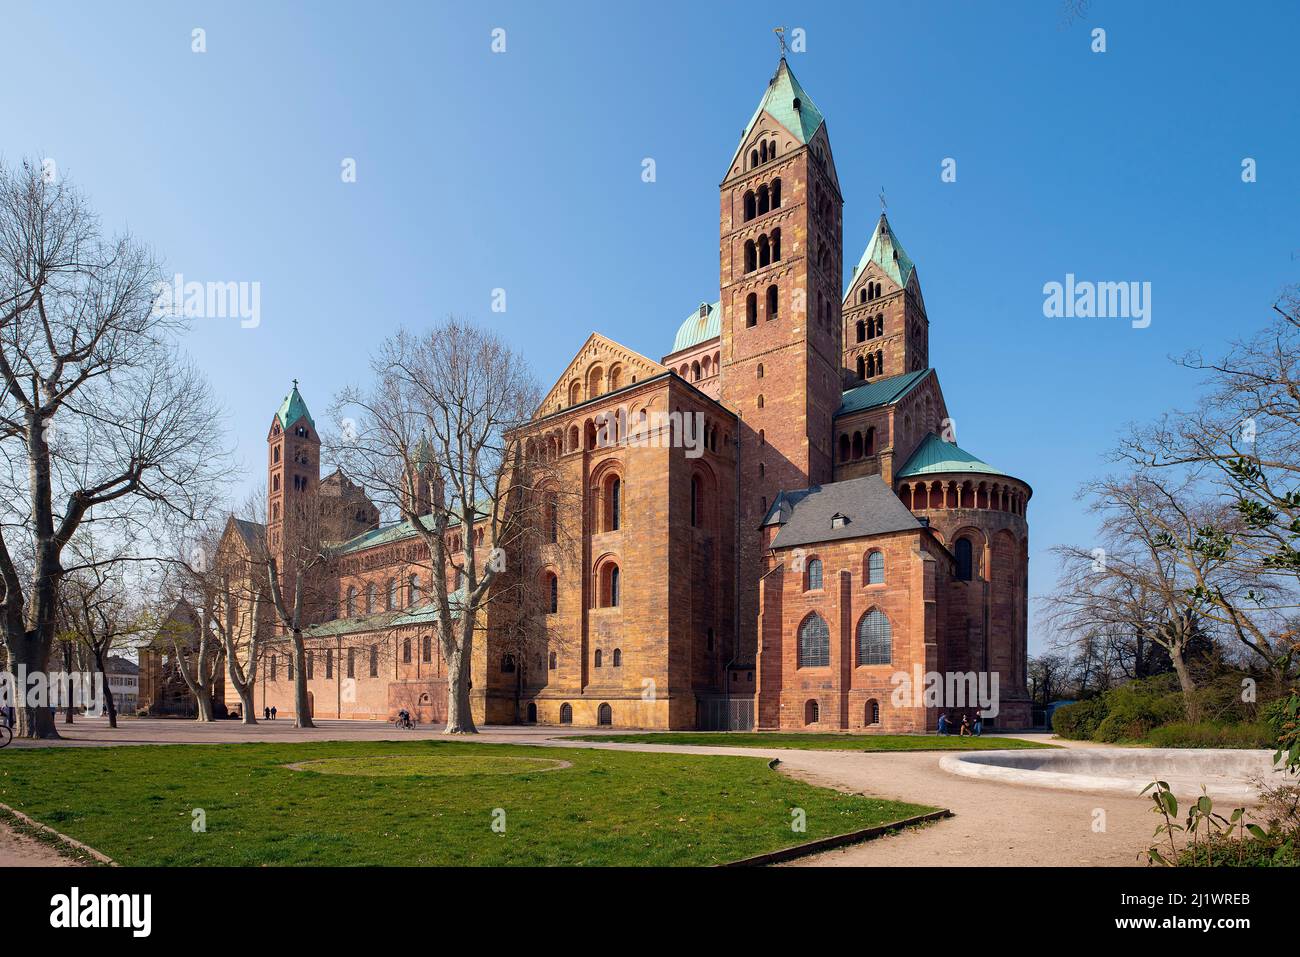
[{"x1": 102, "y1": 655, "x2": 140, "y2": 714}]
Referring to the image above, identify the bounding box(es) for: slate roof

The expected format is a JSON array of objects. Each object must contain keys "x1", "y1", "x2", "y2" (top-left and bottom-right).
[
  {"x1": 670, "y1": 301, "x2": 722, "y2": 354},
  {"x1": 896, "y1": 433, "x2": 1008, "y2": 479},
  {"x1": 765, "y1": 474, "x2": 922, "y2": 549},
  {"x1": 836, "y1": 369, "x2": 930, "y2": 417},
  {"x1": 230, "y1": 517, "x2": 266, "y2": 550}
]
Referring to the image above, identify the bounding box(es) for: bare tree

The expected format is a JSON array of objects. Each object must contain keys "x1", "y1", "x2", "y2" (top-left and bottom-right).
[
  {"x1": 1120, "y1": 288, "x2": 1300, "y2": 680},
  {"x1": 0, "y1": 160, "x2": 229, "y2": 737},
  {"x1": 332, "y1": 319, "x2": 547, "y2": 733},
  {"x1": 1045, "y1": 473, "x2": 1267, "y2": 718},
  {"x1": 56, "y1": 535, "x2": 150, "y2": 728}
]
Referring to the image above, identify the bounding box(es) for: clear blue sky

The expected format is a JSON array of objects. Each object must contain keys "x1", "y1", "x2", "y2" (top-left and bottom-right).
[{"x1": 4, "y1": 1, "x2": 1297, "y2": 652}]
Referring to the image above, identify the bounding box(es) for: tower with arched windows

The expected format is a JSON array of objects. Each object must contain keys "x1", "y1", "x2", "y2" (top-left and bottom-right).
[
  {"x1": 718, "y1": 57, "x2": 844, "y2": 666},
  {"x1": 842, "y1": 212, "x2": 930, "y2": 387},
  {"x1": 266, "y1": 381, "x2": 322, "y2": 603}
]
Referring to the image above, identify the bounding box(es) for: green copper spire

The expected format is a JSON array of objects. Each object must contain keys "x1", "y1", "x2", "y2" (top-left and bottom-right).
[
  {"x1": 412, "y1": 432, "x2": 435, "y2": 469},
  {"x1": 849, "y1": 213, "x2": 916, "y2": 296},
  {"x1": 729, "y1": 58, "x2": 826, "y2": 171},
  {"x1": 275, "y1": 379, "x2": 315, "y2": 430}
]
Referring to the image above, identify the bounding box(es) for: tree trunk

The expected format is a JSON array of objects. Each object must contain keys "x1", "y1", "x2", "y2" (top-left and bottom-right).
[
  {"x1": 90, "y1": 648, "x2": 118, "y2": 729},
  {"x1": 1170, "y1": 644, "x2": 1199, "y2": 722},
  {"x1": 194, "y1": 692, "x2": 215, "y2": 722},
  {"x1": 225, "y1": 646, "x2": 257, "y2": 725},
  {"x1": 443, "y1": 643, "x2": 476, "y2": 734},
  {"x1": 290, "y1": 631, "x2": 314, "y2": 728},
  {"x1": 7, "y1": 635, "x2": 60, "y2": 739}
]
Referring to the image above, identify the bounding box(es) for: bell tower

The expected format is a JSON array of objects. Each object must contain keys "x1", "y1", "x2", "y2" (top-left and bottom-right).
[
  {"x1": 267, "y1": 380, "x2": 321, "y2": 595},
  {"x1": 718, "y1": 58, "x2": 843, "y2": 659},
  {"x1": 842, "y1": 212, "x2": 929, "y2": 385}
]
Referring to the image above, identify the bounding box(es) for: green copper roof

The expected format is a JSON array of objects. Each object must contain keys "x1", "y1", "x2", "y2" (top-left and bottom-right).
[
  {"x1": 848, "y1": 213, "x2": 916, "y2": 298},
  {"x1": 730, "y1": 58, "x2": 826, "y2": 171},
  {"x1": 836, "y1": 369, "x2": 929, "y2": 417},
  {"x1": 334, "y1": 505, "x2": 489, "y2": 555},
  {"x1": 896, "y1": 432, "x2": 1008, "y2": 479},
  {"x1": 670, "y1": 300, "x2": 721, "y2": 354},
  {"x1": 412, "y1": 433, "x2": 435, "y2": 468},
  {"x1": 275, "y1": 381, "x2": 315, "y2": 430},
  {"x1": 303, "y1": 591, "x2": 466, "y2": 639}
]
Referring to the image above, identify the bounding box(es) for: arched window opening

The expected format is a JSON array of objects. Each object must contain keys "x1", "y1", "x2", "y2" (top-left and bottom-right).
[
  {"x1": 598, "y1": 703, "x2": 613, "y2": 726},
  {"x1": 604, "y1": 476, "x2": 621, "y2": 531},
  {"x1": 798, "y1": 613, "x2": 829, "y2": 668},
  {"x1": 743, "y1": 190, "x2": 756, "y2": 221},
  {"x1": 757, "y1": 183, "x2": 769, "y2": 215},
  {"x1": 771, "y1": 228, "x2": 781, "y2": 261},
  {"x1": 612, "y1": 648, "x2": 622, "y2": 667},
  {"x1": 549, "y1": 651, "x2": 557, "y2": 670},
  {"x1": 546, "y1": 571, "x2": 558, "y2": 614},
  {"x1": 866, "y1": 699, "x2": 881, "y2": 725},
  {"x1": 594, "y1": 649, "x2": 603, "y2": 668},
  {"x1": 838, "y1": 434, "x2": 850, "y2": 462},
  {"x1": 771, "y1": 178, "x2": 781, "y2": 208},
  {"x1": 560, "y1": 702, "x2": 573, "y2": 724},
  {"x1": 856, "y1": 355, "x2": 866, "y2": 380},
  {"x1": 804, "y1": 699, "x2": 819, "y2": 725},
  {"x1": 386, "y1": 578, "x2": 398, "y2": 610},
  {"x1": 408, "y1": 575, "x2": 420, "y2": 607},
  {"x1": 856, "y1": 319, "x2": 866, "y2": 343},
  {"x1": 345, "y1": 587, "x2": 356, "y2": 617},
  {"x1": 857, "y1": 608, "x2": 893, "y2": 665},
  {"x1": 865, "y1": 427, "x2": 876, "y2": 456},
  {"x1": 852, "y1": 432, "x2": 864, "y2": 459},
  {"x1": 955, "y1": 537, "x2": 974, "y2": 581},
  {"x1": 766, "y1": 284, "x2": 778, "y2": 320},
  {"x1": 746, "y1": 292, "x2": 757, "y2": 327},
  {"x1": 867, "y1": 550, "x2": 885, "y2": 584},
  {"x1": 744, "y1": 240, "x2": 756, "y2": 273},
  {"x1": 758, "y1": 234, "x2": 770, "y2": 268}
]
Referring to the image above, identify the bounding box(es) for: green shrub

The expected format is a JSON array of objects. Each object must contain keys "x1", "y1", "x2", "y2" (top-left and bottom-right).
[
  {"x1": 1051, "y1": 698, "x2": 1108, "y2": 739},
  {"x1": 1177, "y1": 836, "x2": 1299, "y2": 867},
  {"x1": 1091, "y1": 675, "x2": 1185, "y2": 742},
  {"x1": 1146, "y1": 721, "x2": 1275, "y2": 749}
]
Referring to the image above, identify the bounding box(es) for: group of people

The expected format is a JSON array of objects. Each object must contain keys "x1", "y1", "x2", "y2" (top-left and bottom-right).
[
  {"x1": 262, "y1": 706, "x2": 278, "y2": 720},
  {"x1": 936, "y1": 711, "x2": 983, "y2": 736}
]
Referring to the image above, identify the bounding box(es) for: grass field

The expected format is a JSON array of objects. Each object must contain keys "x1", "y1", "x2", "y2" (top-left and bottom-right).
[
  {"x1": 571, "y1": 732, "x2": 1056, "y2": 751},
  {"x1": 0, "y1": 740, "x2": 936, "y2": 866}
]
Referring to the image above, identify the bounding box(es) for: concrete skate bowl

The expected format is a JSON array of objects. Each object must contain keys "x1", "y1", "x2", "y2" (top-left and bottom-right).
[{"x1": 939, "y1": 748, "x2": 1296, "y2": 801}]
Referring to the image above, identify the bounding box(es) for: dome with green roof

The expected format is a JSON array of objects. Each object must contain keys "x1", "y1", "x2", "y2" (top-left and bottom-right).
[
  {"x1": 896, "y1": 433, "x2": 1010, "y2": 480},
  {"x1": 670, "y1": 300, "x2": 721, "y2": 354}
]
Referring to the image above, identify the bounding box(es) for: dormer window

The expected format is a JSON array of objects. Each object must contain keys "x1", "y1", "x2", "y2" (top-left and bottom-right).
[
  {"x1": 699, "y1": 303, "x2": 708, "y2": 318},
  {"x1": 831, "y1": 513, "x2": 850, "y2": 529}
]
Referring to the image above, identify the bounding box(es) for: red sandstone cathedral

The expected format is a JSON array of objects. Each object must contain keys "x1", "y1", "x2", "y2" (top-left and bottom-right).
[{"x1": 217, "y1": 58, "x2": 1032, "y2": 731}]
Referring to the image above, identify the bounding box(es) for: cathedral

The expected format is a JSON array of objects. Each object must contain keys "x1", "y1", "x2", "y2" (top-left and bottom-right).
[{"x1": 219, "y1": 57, "x2": 1033, "y2": 732}]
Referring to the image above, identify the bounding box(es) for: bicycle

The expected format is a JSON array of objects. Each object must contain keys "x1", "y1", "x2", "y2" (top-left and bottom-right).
[
  {"x1": 393, "y1": 713, "x2": 417, "y2": 730},
  {"x1": 0, "y1": 722, "x2": 12, "y2": 748}
]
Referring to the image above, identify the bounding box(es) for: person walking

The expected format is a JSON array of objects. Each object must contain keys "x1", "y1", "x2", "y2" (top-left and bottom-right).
[{"x1": 270, "y1": 705, "x2": 277, "y2": 720}]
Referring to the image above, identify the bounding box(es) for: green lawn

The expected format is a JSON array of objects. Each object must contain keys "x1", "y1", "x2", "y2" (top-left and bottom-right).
[
  {"x1": 0, "y1": 740, "x2": 936, "y2": 866},
  {"x1": 571, "y1": 732, "x2": 1057, "y2": 751}
]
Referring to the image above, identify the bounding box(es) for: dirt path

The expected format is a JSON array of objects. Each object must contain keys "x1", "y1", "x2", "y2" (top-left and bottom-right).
[{"x1": 0, "y1": 818, "x2": 80, "y2": 867}]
